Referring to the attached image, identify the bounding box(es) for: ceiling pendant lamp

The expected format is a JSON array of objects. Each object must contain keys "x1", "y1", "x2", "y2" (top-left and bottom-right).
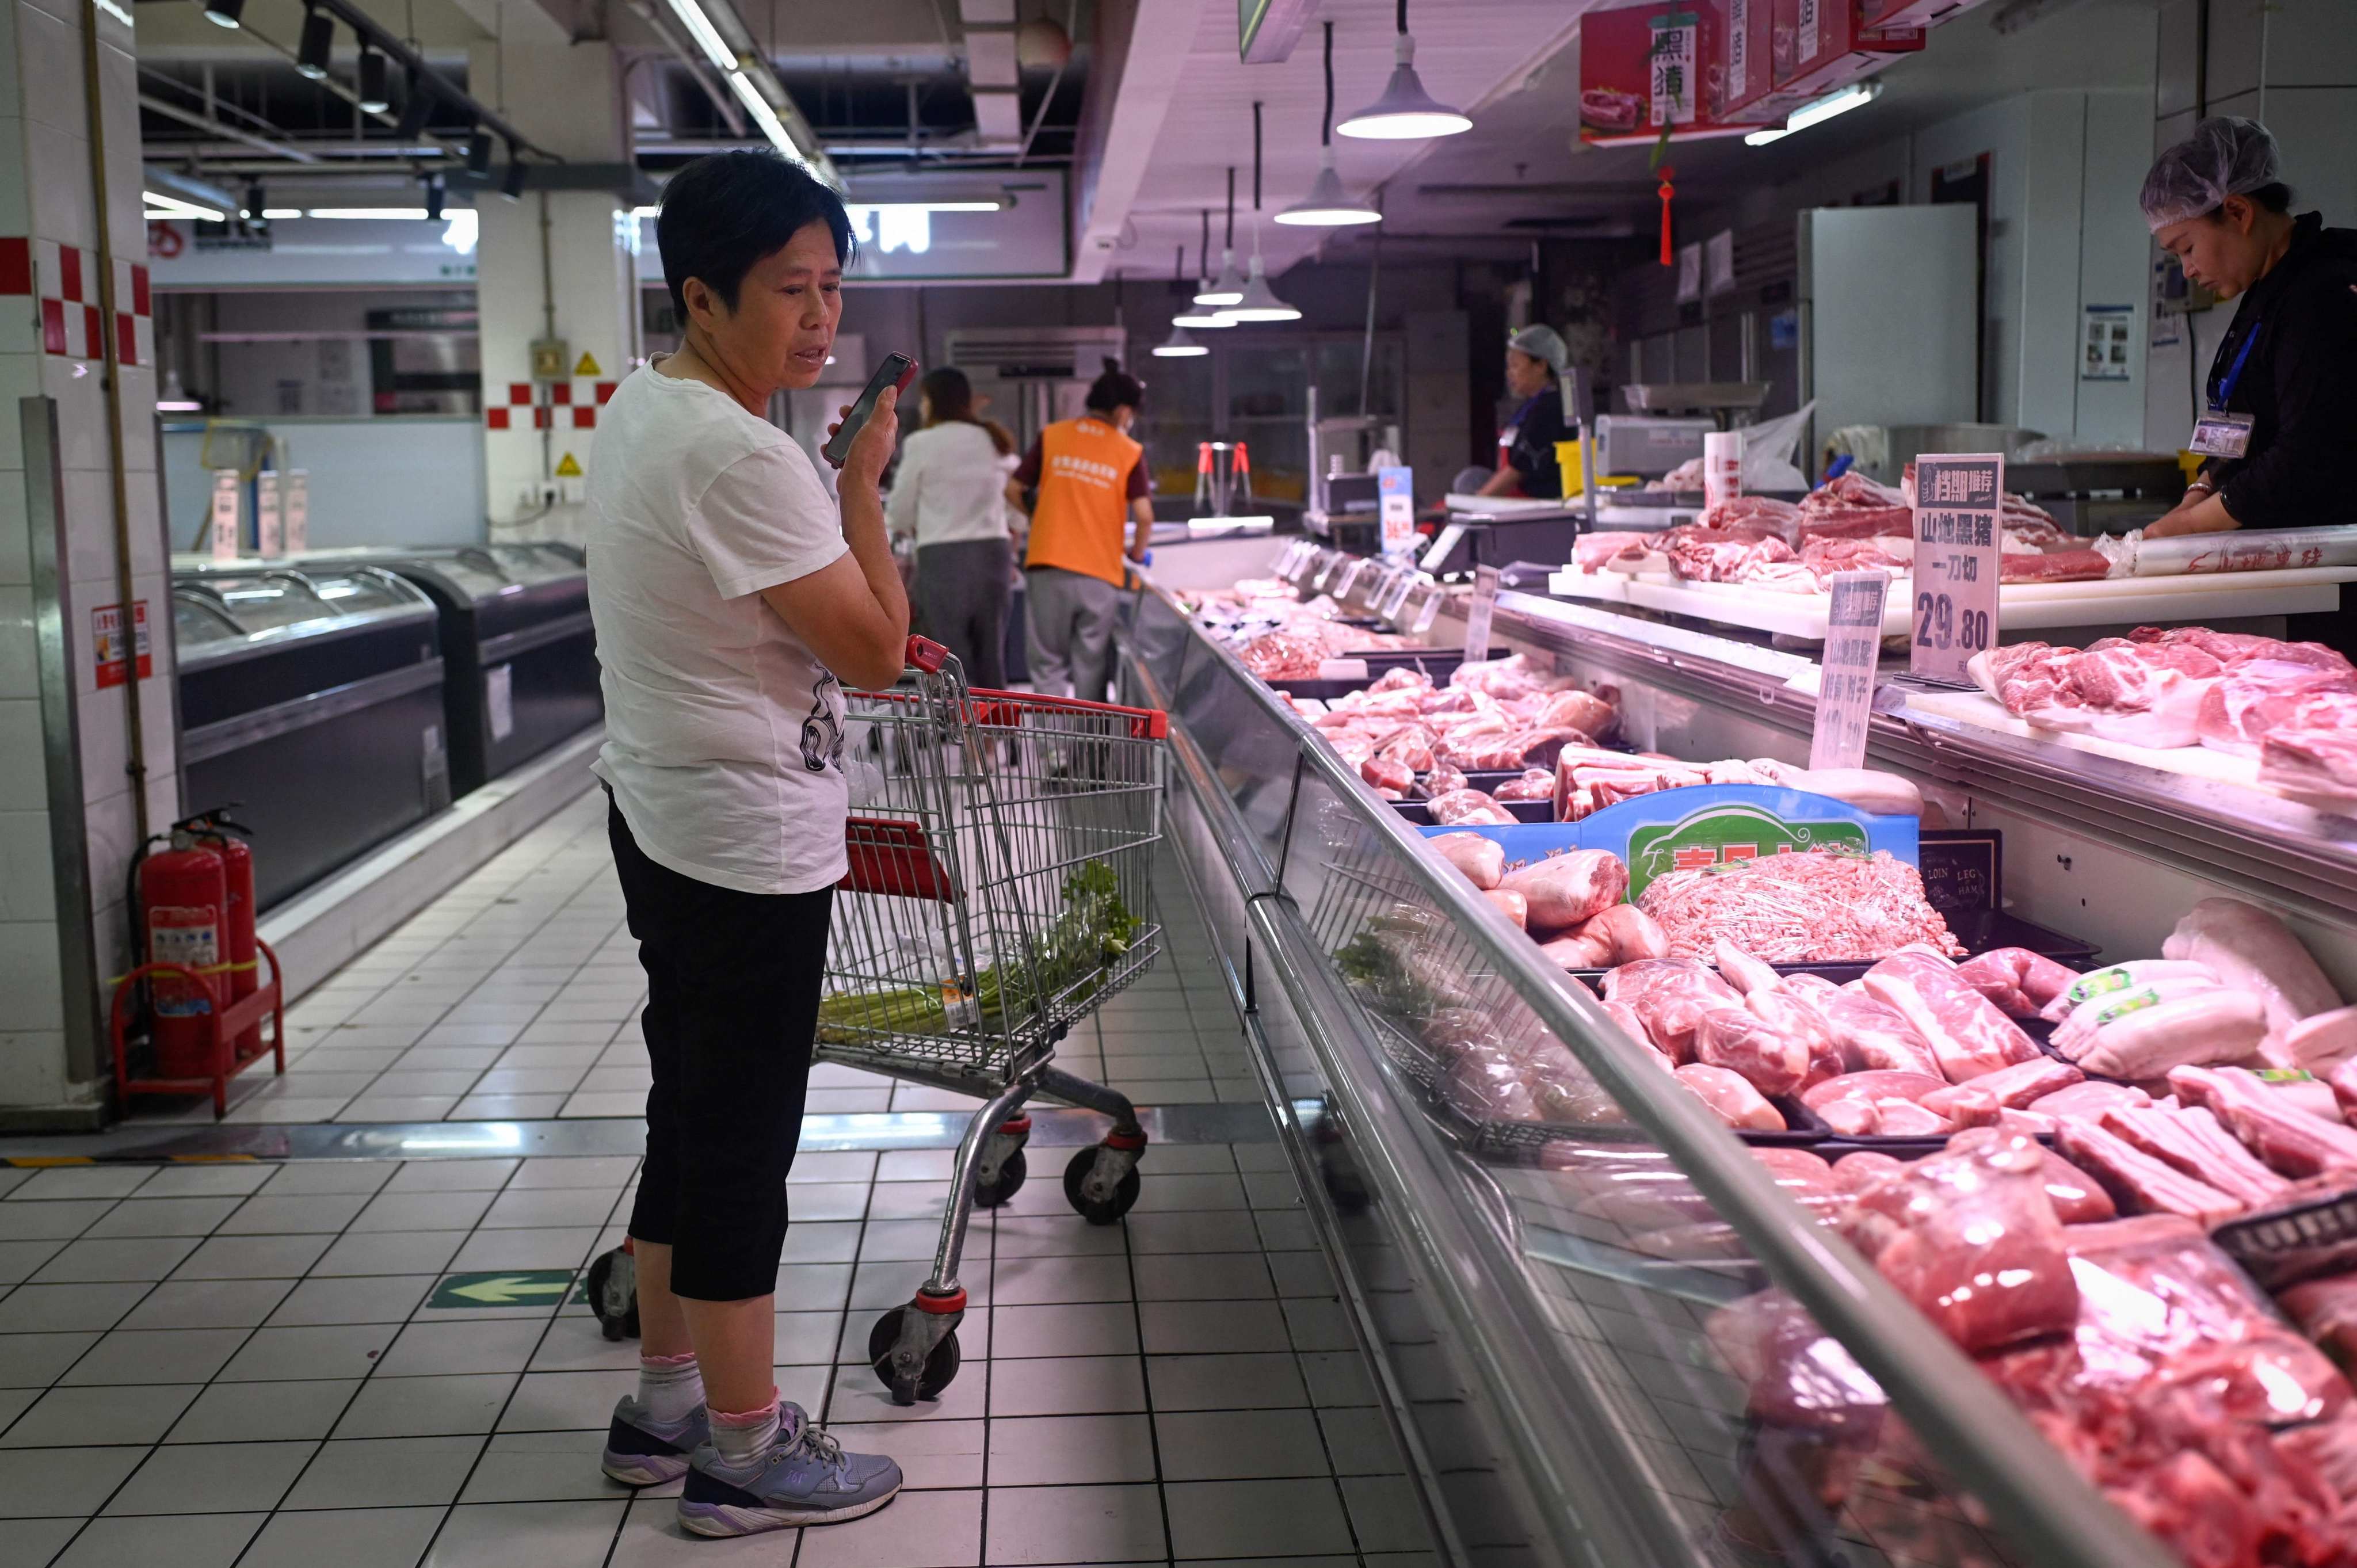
[
  {"x1": 295, "y1": 6, "x2": 333, "y2": 78},
  {"x1": 1221, "y1": 104, "x2": 1300, "y2": 324},
  {"x1": 1337, "y1": 0, "x2": 1470, "y2": 141},
  {"x1": 1174, "y1": 213, "x2": 1234, "y2": 327},
  {"x1": 356, "y1": 48, "x2": 391, "y2": 113},
  {"x1": 1278, "y1": 23, "x2": 1380, "y2": 226},
  {"x1": 1195, "y1": 170, "x2": 1246, "y2": 306},
  {"x1": 1154, "y1": 246, "x2": 1210, "y2": 356}
]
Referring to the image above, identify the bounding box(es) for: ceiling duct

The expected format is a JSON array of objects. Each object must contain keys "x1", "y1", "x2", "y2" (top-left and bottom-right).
[
  {"x1": 960, "y1": 0, "x2": 1023, "y2": 147},
  {"x1": 945, "y1": 325, "x2": 1125, "y2": 378}
]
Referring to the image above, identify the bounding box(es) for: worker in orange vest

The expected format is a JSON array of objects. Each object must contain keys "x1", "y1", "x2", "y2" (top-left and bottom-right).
[{"x1": 1010, "y1": 360, "x2": 1153, "y2": 701}]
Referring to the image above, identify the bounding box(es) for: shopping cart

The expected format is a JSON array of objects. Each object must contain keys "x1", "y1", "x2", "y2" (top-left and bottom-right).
[{"x1": 587, "y1": 637, "x2": 1168, "y2": 1405}]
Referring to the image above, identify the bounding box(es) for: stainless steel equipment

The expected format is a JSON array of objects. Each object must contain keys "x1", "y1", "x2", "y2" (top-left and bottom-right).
[
  {"x1": 2009, "y1": 452, "x2": 2190, "y2": 535},
  {"x1": 945, "y1": 326, "x2": 1127, "y2": 456},
  {"x1": 1617, "y1": 380, "x2": 1771, "y2": 425},
  {"x1": 1882, "y1": 422, "x2": 2045, "y2": 479},
  {"x1": 1591, "y1": 413, "x2": 1714, "y2": 478},
  {"x1": 171, "y1": 563, "x2": 447, "y2": 911}
]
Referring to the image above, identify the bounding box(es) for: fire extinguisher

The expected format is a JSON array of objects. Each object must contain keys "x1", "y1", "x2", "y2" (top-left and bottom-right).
[
  {"x1": 186, "y1": 810, "x2": 258, "y2": 1058},
  {"x1": 134, "y1": 819, "x2": 229, "y2": 1079}
]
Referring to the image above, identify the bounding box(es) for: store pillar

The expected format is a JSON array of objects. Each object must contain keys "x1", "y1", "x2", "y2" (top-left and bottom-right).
[
  {"x1": 0, "y1": 0, "x2": 178, "y2": 1121},
  {"x1": 471, "y1": 35, "x2": 640, "y2": 547}
]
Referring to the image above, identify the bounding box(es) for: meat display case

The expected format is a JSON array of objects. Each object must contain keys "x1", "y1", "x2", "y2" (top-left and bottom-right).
[{"x1": 1119, "y1": 579, "x2": 2184, "y2": 1568}]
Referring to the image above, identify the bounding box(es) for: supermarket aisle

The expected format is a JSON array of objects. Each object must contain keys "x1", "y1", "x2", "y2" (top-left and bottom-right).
[
  {"x1": 0, "y1": 790, "x2": 1435, "y2": 1567},
  {"x1": 129, "y1": 789, "x2": 1266, "y2": 1127}
]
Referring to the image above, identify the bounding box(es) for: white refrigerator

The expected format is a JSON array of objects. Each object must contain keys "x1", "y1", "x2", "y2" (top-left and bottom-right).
[{"x1": 1797, "y1": 205, "x2": 1980, "y2": 478}]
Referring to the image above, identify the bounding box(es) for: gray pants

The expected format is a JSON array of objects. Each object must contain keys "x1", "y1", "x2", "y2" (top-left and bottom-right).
[
  {"x1": 915, "y1": 537, "x2": 1012, "y2": 690},
  {"x1": 1024, "y1": 566, "x2": 1122, "y2": 701}
]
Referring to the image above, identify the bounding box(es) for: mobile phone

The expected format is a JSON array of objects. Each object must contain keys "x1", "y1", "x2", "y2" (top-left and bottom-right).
[{"x1": 820, "y1": 353, "x2": 917, "y2": 468}]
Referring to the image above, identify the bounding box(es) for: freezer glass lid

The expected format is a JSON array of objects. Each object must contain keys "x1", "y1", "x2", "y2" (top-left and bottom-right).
[
  {"x1": 207, "y1": 573, "x2": 333, "y2": 631},
  {"x1": 424, "y1": 555, "x2": 510, "y2": 596},
  {"x1": 306, "y1": 571, "x2": 419, "y2": 614},
  {"x1": 483, "y1": 544, "x2": 581, "y2": 584},
  {"x1": 171, "y1": 592, "x2": 245, "y2": 647}
]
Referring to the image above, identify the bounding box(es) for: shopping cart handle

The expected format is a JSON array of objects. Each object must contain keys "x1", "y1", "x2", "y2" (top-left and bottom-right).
[{"x1": 905, "y1": 636, "x2": 949, "y2": 674}]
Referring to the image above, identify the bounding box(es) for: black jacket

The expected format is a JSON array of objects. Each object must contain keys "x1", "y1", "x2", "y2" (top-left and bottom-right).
[
  {"x1": 2203, "y1": 212, "x2": 2357, "y2": 529},
  {"x1": 1504, "y1": 387, "x2": 1567, "y2": 499}
]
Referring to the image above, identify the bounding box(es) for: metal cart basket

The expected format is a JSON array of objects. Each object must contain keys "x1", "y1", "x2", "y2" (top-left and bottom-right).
[{"x1": 589, "y1": 637, "x2": 1168, "y2": 1405}]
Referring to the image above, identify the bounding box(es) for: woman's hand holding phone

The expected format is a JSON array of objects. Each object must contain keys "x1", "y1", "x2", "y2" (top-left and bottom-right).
[{"x1": 830, "y1": 385, "x2": 899, "y2": 492}]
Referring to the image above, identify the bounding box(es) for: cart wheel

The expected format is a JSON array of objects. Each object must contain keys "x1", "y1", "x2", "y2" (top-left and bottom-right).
[
  {"x1": 1063, "y1": 1146, "x2": 1142, "y2": 1225},
  {"x1": 974, "y1": 1147, "x2": 1027, "y2": 1208},
  {"x1": 867, "y1": 1308, "x2": 962, "y2": 1405},
  {"x1": 585, "y1": 1246, "x2": 640, "y2": 1342}
]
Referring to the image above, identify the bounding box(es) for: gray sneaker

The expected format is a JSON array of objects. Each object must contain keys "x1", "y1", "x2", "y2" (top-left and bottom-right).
[
  {"x1": 678, "y1": 1404, "x2": 903, "y2": 1536},
  {"x1": 601, "y1": 1394, "x2": 710, "y2": 1486}
]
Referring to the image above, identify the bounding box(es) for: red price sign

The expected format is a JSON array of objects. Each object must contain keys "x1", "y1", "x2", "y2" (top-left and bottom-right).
[{"x1": 1909, "y1": 454, "x2": 2003, "y2": 688}]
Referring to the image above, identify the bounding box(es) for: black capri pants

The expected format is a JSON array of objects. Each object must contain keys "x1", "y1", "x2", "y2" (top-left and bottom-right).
[{"x1": 609, "y1": 799, "x2": 834, "y2": 1302}]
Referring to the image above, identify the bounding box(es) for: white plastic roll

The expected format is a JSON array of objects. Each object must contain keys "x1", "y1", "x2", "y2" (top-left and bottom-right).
[
  {"x1": 2123, "y1": 524, "x2": 2357, "y2": 577},
  {"x1": 1703, "y1": 430, "x2": 1744, "y2": 510}
]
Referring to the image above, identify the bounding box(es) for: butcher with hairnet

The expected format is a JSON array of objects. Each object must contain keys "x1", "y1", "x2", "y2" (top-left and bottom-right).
[{"x1": 2140, "y1": 117, "x2": 2357, "y2": 549}]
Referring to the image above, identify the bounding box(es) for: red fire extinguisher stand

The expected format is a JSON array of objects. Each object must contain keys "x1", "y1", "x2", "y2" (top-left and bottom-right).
[{"x1": 111, "y1": 814, "x2": 284, "y2": 1119}]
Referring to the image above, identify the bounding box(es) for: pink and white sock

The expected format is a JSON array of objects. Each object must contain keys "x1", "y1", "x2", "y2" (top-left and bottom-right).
[
  {"x1": 708, "y1": 1392, "x2": 781, "y2": 1468},
  {"x1": 637, "y1": 1352, "x2": 704, "y2": 1426}
]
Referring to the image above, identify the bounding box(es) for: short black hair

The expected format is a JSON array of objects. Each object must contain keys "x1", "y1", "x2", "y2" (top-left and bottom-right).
[
  {"x1": 2245, "y1": 181, "x2": 2294, "y2": 214},
  {"x1": 656, "y1": 152, "x2": 855, "y2": 321},
  {"x1": 1085, "y1": 358, "x2": 1145, "y2": 415}
]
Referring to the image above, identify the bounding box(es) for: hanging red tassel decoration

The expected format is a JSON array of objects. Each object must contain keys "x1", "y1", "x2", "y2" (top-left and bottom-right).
[{"x1": 1658, "y1": 167, "x2": 1676, "y2": 266}]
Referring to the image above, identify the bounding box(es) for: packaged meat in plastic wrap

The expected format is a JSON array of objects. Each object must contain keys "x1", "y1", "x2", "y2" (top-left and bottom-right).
[
  {"x1": 1538, "y1": 930, "x2": 1614, "y2": 970},
  {"x1": 1596, "y1": 998, "x2": 1667, "y2": 1061},
  {"x1": 1694, "y1": 1006, "x2": 1810, "y2": 1097},
  {"x1": 1707, "y1": 1289, "x2": 1887, "y2": 1439},
  {"x1": 2164, "y1": 897, "x2": 2345, "y2": 1039},
  {"x1": 1952, "y1": 948, "x2": 2081, "y2": 1018},
  {"x1": 1712, "y1": 936, "x2": 1783, "y2": 996},
  {"x1": 1846, "y1": 1132, "x2": 2078, "y2": 1353},
  {"x1": 1862, "y1": 952, "x2": 2042, "y2": 1081},
  {"x1": 1482, "y1": 888, "x2": 1528, "y2": 929},
  {"x1": 1832, "y1": 1151, "x2": 1907, "y2": 1192},
  {"x1": 1601, "y1": 959, "x2": 1741, "y2": 1064},
  {"x1": 1499, "y1": 849, "x2": 1628, "y2": 934},
  {"x1": 1639, "y1": 850, "x2": 1962, "y2": 964},
  {"x1": 1674, "y1": 1063, "x2": 1786, "y2": 1130},
  {"x1": 1817, "y1": 991, "x2": 1944, "y2": 1078},
  {"x1": 1745, "y1": 988, "x2": 1844, "y2": 1092},
  {"x1": 2039, "y1": 957, "x2": 2222, "y2": 1022},
  {"x1": 2055, "y1": 986, "x2": 2271, "y2": 1079},
  {"x1": 1428, "y1": 831, "x2": 1504, "y2": 890}
]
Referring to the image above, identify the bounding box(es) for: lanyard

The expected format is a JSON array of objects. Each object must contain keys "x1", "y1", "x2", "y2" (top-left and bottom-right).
[{"x1": 2213, "y1": 318, "x2": 2261, "y2": 409}]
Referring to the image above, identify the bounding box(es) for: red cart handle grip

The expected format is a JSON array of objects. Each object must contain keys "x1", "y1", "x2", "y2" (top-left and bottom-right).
[{"x1": 905, "y1": 636, "x2": 949, "y2": 674}]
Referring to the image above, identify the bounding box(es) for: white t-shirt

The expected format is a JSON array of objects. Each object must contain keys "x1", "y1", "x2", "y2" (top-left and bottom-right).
[
  {"x1": 586, "y1": 362, "x2": 852, "y2": 895},
  {"x1": 885, "y1": 421, "x2": 1017, "y2": 548}
]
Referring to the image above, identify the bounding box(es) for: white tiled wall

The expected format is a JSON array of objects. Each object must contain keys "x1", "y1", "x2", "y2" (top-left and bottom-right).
[{"x1": 0, "y1": 0, "x2": 174, "y2": 1112}]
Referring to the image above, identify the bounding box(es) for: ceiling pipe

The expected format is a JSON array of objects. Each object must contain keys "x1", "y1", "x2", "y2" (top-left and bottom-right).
[
  {"x1": 619, "y1": 0, "x2": 747, "y2": 140},
  {"x1": 139, "y1": 91, "x2": 319, "y2": 162}
]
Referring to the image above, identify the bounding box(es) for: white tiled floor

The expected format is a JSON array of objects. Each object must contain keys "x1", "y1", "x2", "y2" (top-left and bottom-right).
[
  {"x1": 129, "y1": 792, "x2": 1262, "y2": 1129},
  {"x1": 12, "y1": 788, "x2": 1435, "y2": 1566}
]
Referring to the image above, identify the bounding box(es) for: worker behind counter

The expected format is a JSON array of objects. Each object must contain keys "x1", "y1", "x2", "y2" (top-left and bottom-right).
[
  {"x1": 2141, "y1": 117, "x2": 2357, "y2": 541},
  {"x1": 1474, "y1": 325, "x2": 1571, "y2": 500}
]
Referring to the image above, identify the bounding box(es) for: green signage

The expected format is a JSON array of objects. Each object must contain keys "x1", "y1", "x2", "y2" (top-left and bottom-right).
[
  {"x1": 1625, "y1": 802, "x2": 1868, "y2": 898},
  {"x1": 427, "y1": 1270, "x2": 579, "y2": 1308}
]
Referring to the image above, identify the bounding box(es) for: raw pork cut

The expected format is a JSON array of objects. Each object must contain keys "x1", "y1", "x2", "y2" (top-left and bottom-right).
[
  {"x1": 1499, "y1": 850, "x2": 1628, "y2": 934},
  {"x1": 1860, "y1": 952, "x2": 2042, "y2": 1081},
  {"x1": 2170, "y1": 1065, "x2": 2357, "y2": 1177},
  {"x1": 1694, "y1": 1007, "x2": 1809, "y2": 1096},
  {"x1": 2261, "y1": 726, "x2": 2357, "y2": 801},
  {"x1": 1844, "y1": 1132, "x2": 2078, "y2": 1353},
  {"x1": 1794, "y1": 472, "x2": 1913, "y2": 543},
  {"x1": 1920, "y1": 1056, "x2": 2083, "y2": 1122},
  {"x1": 1572, "y1": 532, "x2": 1661, "y2": 573},
  {"x1": 1675, "y1": 1063, "x2": 1786, "y2": 1130},
  {"x1": 2053, "y1": 1119, "x2": 2246, "y2": 1224},
  {"x1": 2195, "y1": 659, "x2": 2357, "y2": 756},
  {"x1": 1952, "y1": 948, "x2": 2080, "y2": 1017},
  {"x1": 1817, "y1": 991, "x2": 1944, "y2": 1077},
  {"x1": 1573, "y1": 903, "x2": 1669, "y2": 966},
  {"x1": 1427, "y1": 788, "x2": 1516, "y2": 827},
  {"x1": 2163, "y1": 897, "x2": 2343, "y2": 1036},
  {"x1": 2056, "y1": 987, "x2": 2270, "y2": 1079},
  {"x1": 2097, "y1": 1105, "x2": 2291, "y2": 1209},
  {"x1": 1600, "y1": 960, "x2": 1742, "y2": 1065},
  {"x1": 1638, "y1": 850, "x2": 1962, "y2": 964},
  {"x1": 1428, "y1": 832, "x2": 1504, "y2": 890}
]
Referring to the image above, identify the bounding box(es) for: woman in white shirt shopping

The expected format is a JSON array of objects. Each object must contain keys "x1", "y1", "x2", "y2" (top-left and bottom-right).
[{"x1": 887, "y1": 367, "x2": 1020, "y2": 688}]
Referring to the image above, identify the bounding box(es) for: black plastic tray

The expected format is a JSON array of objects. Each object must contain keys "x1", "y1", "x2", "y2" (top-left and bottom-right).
[{"x1": 1391, "y1": 796, "x2": 1552, "y2": 826}]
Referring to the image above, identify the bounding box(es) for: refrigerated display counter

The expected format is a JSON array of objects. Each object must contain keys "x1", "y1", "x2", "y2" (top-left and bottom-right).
[
  {"x1": 172, "y1": 564, "x2": 448, "y2": 910},
  {"x1": 1120, "y1": 579, "x2": 2183, "y2": 1568},
  {"x1": 272, "y1": 545, "x2": 600, "y2": 796}
]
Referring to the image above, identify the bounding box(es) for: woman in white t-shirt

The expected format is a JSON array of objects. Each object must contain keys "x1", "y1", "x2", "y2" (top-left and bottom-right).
[
  {"x1": 886, "y1": 367, "x2": 1019, "y2": 687},
  {"x1": 583, "y1": 151, "x2": 906, "y2": 1537}
]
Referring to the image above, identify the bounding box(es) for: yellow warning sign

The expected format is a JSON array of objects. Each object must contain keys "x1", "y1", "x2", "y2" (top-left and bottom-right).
[
  {"x1": 554, "y1": 452, "x2": 582, "y2": 478},
  {"x1": 573, "y1": 352, "x2": 602, "y2": 377}
]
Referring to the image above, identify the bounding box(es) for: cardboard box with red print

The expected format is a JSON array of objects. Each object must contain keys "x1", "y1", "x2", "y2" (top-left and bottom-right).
[{"x1": 1579, "y1": 2, "x2": 1752, "y2": 147}]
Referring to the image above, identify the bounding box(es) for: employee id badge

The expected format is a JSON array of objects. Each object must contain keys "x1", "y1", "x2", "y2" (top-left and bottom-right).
[{"x1": 2190, "y1": 409, "x2": 2255, "y2": 459}]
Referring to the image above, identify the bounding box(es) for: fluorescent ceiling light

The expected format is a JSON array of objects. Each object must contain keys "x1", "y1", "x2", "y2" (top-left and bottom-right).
[
  {"x1": 307, "y1": 207, "x2": 430, "y2": 219},
  {"x1": 1275, "y1": 151, "x2": 1380, "y2": 227},
  {"x1": 261, "y1": 207, "x2": 304, "y2": 220},
  {"x1": 662, "y1": 0, "x2": 737, "y2": 74},
  {"x1": 157, "y1": 399, "x2": 204, "y2": 412},
  {"x1": 1172, "y1": 303, "x2": 1233, "y2": 329},
  {"x1": 1744, "y1": 80, "x2": 1881, "y2": 146},
  {"x1": 1337, "y1": 28, "x2": 1469, "y2": 140},
  {"x1": 728, "y1": 70, "x2": 802, "y2": 162},
  {"x1": 143, "y1": 191, "x2": 224, "y2": 221}
]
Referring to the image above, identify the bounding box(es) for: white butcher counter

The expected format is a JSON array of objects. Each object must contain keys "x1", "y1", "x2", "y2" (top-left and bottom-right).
[{"x1": 1119, "y1": 539, "x2": 2357, "y2": 1568}]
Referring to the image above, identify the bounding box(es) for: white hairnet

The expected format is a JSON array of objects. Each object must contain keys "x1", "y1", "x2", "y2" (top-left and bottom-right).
[{"x1": 2141, "y1": 116, "x2": 2282, "y2": 231}]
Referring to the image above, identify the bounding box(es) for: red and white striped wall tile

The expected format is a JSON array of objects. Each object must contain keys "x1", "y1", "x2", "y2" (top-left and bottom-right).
[
  {"x1": 485, "y1": 376, "x2": 618, "y2": 430},
  {"x1": 0, "y1": 238, "x2": 152, "y2": 364}
]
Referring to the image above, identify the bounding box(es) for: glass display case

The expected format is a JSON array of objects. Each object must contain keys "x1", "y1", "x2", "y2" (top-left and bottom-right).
[{"x1": 1121, "y1": 582, "x2": 2180, "y2": 1568}]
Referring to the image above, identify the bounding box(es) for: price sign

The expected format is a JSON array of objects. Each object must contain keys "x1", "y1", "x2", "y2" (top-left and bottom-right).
[
  {"x1": 1463, "y1": 564, "x2": 1501, "y2": 663},
  {"x1": 284, "y1": 471, "x2": 309, "y2": 554},
  {"x1": 209, "y1": 469, "x2": 241, "y2": 560},
  {"x1": 1378, "y1": 570, "x2": 1416, "y2": 622},
  {"x1": 256, "y1": 471, "x2": 283, "y2": 558},
  {"x1": 1378, "y1": 467, "x2": 1415, "y2": 556},
  {"x1": 1311, "y1": 552, "x2": 1341, "y2": 592},
  {"x1": 1420, "y1": 521, "x2": 1467, "y2": 575},
  {"x1": 1909, "y1": 453, "x2": 2003, "y2": 688},
  {"x1": 1809, "y1": 570, "x2": 1890, "y2": 771},
  {"x1": 1332, "y1": 558, "x2": 1367, "y2": 601},
  {"x1": 1409, "y1": 583, "x2": 1443, "y2": 636}
]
